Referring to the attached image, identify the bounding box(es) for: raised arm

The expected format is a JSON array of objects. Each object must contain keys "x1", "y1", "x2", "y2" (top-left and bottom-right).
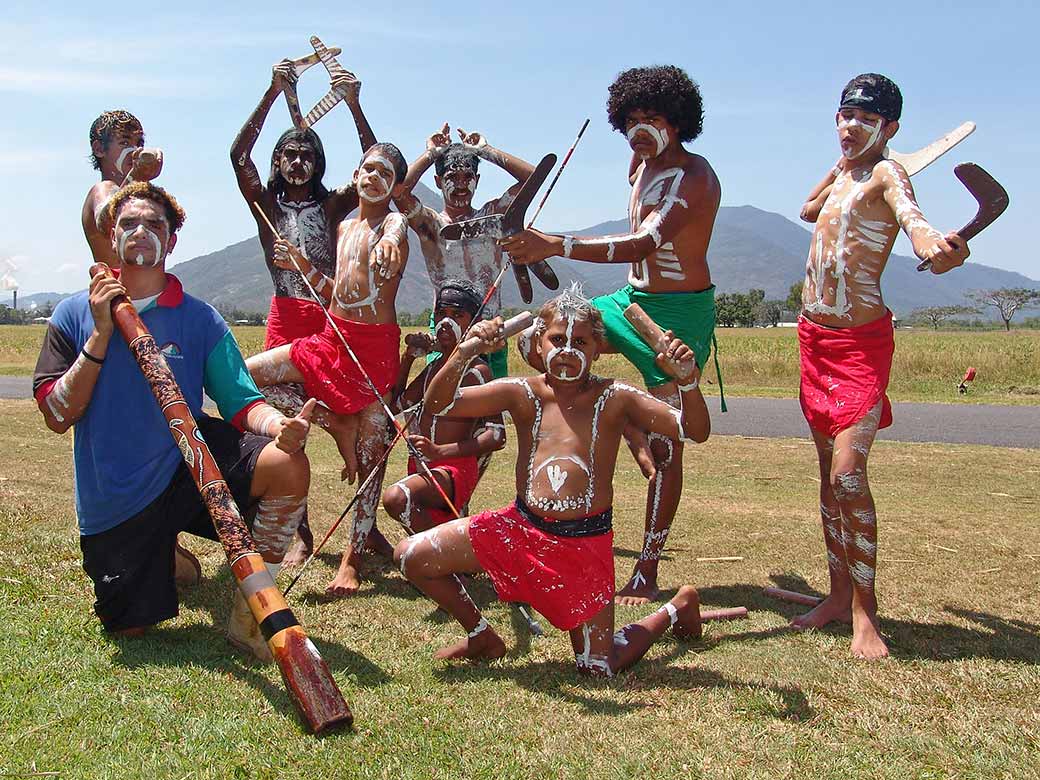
[
  {"x1": 879, "y1": 160, "x2": 969, "y2": 273},
  {"x1": 502, "y1": 165, "x2": 707, "y2": 266},
  {"x1": 337, "y1": 71, "x2": 377, "y2": 152},
  {"x1": 424, "y1": 319, "x2": 522, "y2": 419},
  {"x1": 419, "y1": 362, "x2": 507, "y2": 459},
  {"x1": 391, "y1": 333, "x2": 435, "y2": 412},
  {"x1": 230, "y1": 60, "x2": 295, "y2": 203},
  {"x1": 456, "y1": 129, "x2": 535, "y2": 204},
  {"x1": 620, "y1": 334, "x2": 709, "y2": 443}
]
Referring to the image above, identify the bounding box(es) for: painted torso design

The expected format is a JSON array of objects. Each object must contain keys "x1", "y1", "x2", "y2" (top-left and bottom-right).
[
  {"x1": 415, "y1": 198, "x2": 511, "y2": 318},
  {"x1": 803, "y1": 161, "x2": 928, "y2": 327},
  {"x1": 331, "y1": 212, "x2": 408, "y2": 320},
  {"x1": 627, "y1": 165, "x2": 689, "y2": 289},
  {"x1": 272, "y1": 196, "x2": 335, "y2": 300}
]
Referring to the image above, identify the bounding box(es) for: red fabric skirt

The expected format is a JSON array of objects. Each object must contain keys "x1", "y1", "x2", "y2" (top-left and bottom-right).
[
  {"x1": 289, "y1": 314, "x2": 400, "y2": 416},
  {"x1": 798, "y1": 311, "x2": 894, "y2": 438},
  {"x1": 468, "y1": 502, "x2": 614, "y2": 631},
  {"x1": 265, "y1": 296, "x2": 328, "y2": 349},
  {"x1": 407, "y1": 455, "x2": 480, "y2": 526}
]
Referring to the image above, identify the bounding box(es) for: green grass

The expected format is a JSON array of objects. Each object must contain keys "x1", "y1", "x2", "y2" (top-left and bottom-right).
[
  {"x1": 4, "y1": 324, "x2": 1039, "y2": 404},
  {"x1": 1, "y1": 400, "x2": 1038, "y2": 778}
]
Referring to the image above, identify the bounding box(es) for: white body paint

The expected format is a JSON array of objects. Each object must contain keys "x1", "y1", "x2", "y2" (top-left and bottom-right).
[
  {"x1": 627, "y1": 123, "x2": 668, "y2": 158},
  {"x1": 544, "y1": 313, "x2": 587, "y2": 382},
  {"x1": 838, "y1": 116, "x2": 883, "y2": 160},
  {"x1": 118, "y1": 225, "x2": 163, "y2": 267}
]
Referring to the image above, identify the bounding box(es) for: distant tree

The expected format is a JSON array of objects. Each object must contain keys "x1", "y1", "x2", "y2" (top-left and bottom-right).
[
  {"x1": 755, "y1": 299, "x2": 786, "y2": 327},
  {"x1": 716, "y1": 291, "x2": 759, "y2": 328},
  {"x1": 967, "y1": 288, "x2": 1040, "y2": 331},
  {"x1": 910, "y1": 305, "x2": 978, "y2": 330},
  {"x1": 785, "y1": 281, "x2": 803, "y2": 313}
]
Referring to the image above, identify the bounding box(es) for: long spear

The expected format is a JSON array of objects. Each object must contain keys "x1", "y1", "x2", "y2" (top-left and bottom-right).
[{"x1": 89, "y1": 263, "x2": 352, "y2": 734}]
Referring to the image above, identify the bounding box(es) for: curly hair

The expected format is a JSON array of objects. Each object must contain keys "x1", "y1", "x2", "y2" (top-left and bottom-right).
[
  {"x1": 108, "y1": 182, "x2": 186, "y2": 234},
  {"x1": 88, "y1": 110, "x2": 143, "y2": 171},
  {"x1": 606, "y1": 66, "x2": 704, "y2": 142}
]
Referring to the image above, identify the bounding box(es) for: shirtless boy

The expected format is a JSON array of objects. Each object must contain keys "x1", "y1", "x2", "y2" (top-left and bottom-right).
[
  {"x1": 394, "y1": 288, "x2": 710, "y2": 674},
  {"x1": 795, "y1": 73, "x2": 969, "y2": 659},
  {"x1": 246, "y1": 143, "x2": 410, "y2": 595},
  {"x1": 231, "y1": 58, "x2": 377, "y2": 563},
  {"x1": 393, "y1": 124, "x2": 535, "y2": 379},
  {"x1": 382, "y1": 280, "x2": 505, "y2": 534},
  {"x1": 82, "y1": 111, "x2": 163, "y2": 266},
  {"x1": 502, "y1": 66, "x2": 721, "y2": 605}
]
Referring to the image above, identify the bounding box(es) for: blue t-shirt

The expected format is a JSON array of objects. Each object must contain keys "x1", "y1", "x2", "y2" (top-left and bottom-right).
[{"x1": 33, "y1": 275, "x2": 264, "y2": 535}]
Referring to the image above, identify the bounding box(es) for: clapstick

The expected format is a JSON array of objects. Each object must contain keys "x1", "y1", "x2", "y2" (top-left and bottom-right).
[
  {"x1": 622, "y1": 303, "x2": 696, "y2": 378},
  {"x1": 459, "y1": 311, "x2": 534, "y2": 355},
  {"x1": 700, "y1": 607, "x2": 749, "y2": 622}
]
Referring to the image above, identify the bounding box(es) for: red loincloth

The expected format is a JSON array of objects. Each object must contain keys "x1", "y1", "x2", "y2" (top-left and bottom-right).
[
  {"x1": 265, "y1": 296, "x2": 329, "y2": 349},
  {"x1": 407, "y1": 455, "x2": 480, "y2": 527},
  {"x1": 289, "y1": 313, "x2": 400, "y2": 416},
  {"x1": 468, "y1": 501, "x2": 614, "y2": 631},
  {"x1": 798, "y1": 311, "x2": 894, "y2": 438}
]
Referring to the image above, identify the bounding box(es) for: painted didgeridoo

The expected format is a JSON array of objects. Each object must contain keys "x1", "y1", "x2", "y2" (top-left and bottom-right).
[
  {"x1": 700, "y1": 607, "x2": 749, "y2": 622},
  {"x1": 89, "y1": 264, "x2": 352, "y2": 733},
  {"x1": 622, "y1": 303, "x2": 697, "y2": 378}
]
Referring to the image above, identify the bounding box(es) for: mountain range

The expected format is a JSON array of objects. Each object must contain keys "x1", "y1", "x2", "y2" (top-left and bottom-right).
[{"x1": 14, "y1": 183, "x2": 1039, "y2": 317}]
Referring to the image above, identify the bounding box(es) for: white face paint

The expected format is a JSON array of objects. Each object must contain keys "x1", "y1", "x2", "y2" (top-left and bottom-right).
[
  {"x1": 279, "y1": 143, "x2": 315, "y2": 186},
  {"x1": 544, "y1": 314, "x2": 587, "y2": 382},
  {"x1": 838, "y1": 115, "x2": 884, "y2": 160},
  {"x1": 115, "y1": 146, "x2": 140, "y2": 175},
  {"x1": 627, "y1": 123, "x2": 669, "y2": 158},
  {"x1": 434, "y1": 316, "x2": 462, "y2": 345},
  {"x1": 357, "y1": 153, "x2": 396, "y2": 203},
  {"x1": 118, "y1": 224, "x2": 164, "y2": 267}
]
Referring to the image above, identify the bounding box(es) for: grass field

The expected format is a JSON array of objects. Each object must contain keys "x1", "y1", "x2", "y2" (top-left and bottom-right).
[
  {"x1": 1, "y1": 399, "x2": 1037, "y2": 779},
  {"x1": 3, "y1": 324, "x2": 1039, "y2": 405}
]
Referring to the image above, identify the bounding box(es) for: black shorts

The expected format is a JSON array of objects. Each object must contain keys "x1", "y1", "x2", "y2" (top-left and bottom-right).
[{"x1": 79, "y1": 416, "x2": 271, "y2": 632}]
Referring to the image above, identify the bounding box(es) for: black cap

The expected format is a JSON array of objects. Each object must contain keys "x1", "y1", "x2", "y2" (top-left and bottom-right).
[
  {"x1": 839, "y1": 73, "x2": 902, "y2": 122},
  {"x1": 436, "y1": 279, "x2": 482, "y2": 317}
]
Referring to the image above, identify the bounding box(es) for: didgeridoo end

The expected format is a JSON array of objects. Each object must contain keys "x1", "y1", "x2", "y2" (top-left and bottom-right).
[
  {"x1": 762, "y1": 587, "x2": 822, "y2": 607},
  {"x1": 700, "y1": 606, "x2": 749, "y2": 622}
]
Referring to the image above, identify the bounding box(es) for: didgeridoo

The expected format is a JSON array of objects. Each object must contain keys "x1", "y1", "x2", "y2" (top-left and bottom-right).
[
  {"x1": 458, "y1": 311, "x2": 535, "y2": 355},
  {"x1": 622, "y1": 303, "x2": 696, "y2": 379},
  {"x1": 700, "y1": 607, "x2": 748, "y2": 622},
  {"x1": 90, "y1": 264, "x2": 352, "y2": 733},
  {"x1": 762, "y1": 587, "x2": 822, "y2": 607}
]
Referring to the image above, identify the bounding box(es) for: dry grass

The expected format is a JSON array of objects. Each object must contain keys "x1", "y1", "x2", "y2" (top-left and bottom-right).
[{"x1": 1, "y1": 399, "x2": 1038, "y2": 779}]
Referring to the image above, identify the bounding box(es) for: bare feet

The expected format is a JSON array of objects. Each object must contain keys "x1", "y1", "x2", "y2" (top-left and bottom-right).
[
  {"x1": 615, "y1": 564, "x2": 662, "y2": 606},
  {"x1": 790, "y1": 593, "x2": 852, "y2": 630},
  {"x1": 281, "y1": 538, "x2": 311, "y2": 569},
  {"x1": 365, "y1": 527, "x2": 394, "y2": 559},
  {"x1": 324, "y1": 414, "x2": 359, "y2": 483},
  {"x1": 325, "y1": 550, "x2": 363, "y2": 597},
  {"x1": 227, "y1": 591, "x2": 272, "y2": 662},
  {"x1": 850, "y1": 610, "x2": 889, "y2": 659},
  {"x1": 433, "y1": 626, "x2": 508, "y2": 661},
  {"x1": 173, "y1": 539, "x2": 202, "y2": 587},
  {"x1": 670, "y1": 585, "x2": 703, "y2": 640}
]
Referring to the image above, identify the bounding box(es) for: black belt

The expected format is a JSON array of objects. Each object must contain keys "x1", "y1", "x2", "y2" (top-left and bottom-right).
[{"x1": 514, "y1": 495, "x2": 612, "y2": 538}]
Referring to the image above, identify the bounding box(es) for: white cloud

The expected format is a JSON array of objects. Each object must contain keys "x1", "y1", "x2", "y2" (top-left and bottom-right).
[{"x1": 55, "y1": 262, "x2": 83, "y2": 275}]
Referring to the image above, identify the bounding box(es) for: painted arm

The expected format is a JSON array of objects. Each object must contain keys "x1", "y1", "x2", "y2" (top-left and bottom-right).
[
  {"x1": 620, "y1": 336, "x2": 709, "y2": 443},
  {"x1": 420, "y1": 363, "x2": 507, "y2": 459},
  {"x1": 800, "y1": 158, "x2": 843, "y2": 222},
  {"x1": 456, "y1": 129, "x2": 535, "y2": 205},
  {"x1": 34, "y1": 274, "x2": 123, "y2": 433},
  {"x1": 501, "y1": 168, "x2": 699, "y2": 265},
  {"x1": 338, "y1": 73, "x2": 377, "y2": 152},
  {"x1": 424, "y1": 319, "x2": 519, "y2": 418},
  {"x1": 271, "y1": 239, "x2": 333, "y2": 305},
  {"x1": 391, "y1": 334, "x2": 434, "y2": 412},
  {"x1": 880, "y1": 161, "x2": 969, "y2": 273},
  {"x1": 230, "y1": 61, "x2": 295, "y2": 203}
]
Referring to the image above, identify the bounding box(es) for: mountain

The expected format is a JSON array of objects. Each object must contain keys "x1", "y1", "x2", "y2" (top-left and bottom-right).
[
  {"x1": 170, "y1": 196, "x2": 1038, "y2": 317},
  {"x1": 7, "y1": 291, "x2": 73, "y2": 311}
]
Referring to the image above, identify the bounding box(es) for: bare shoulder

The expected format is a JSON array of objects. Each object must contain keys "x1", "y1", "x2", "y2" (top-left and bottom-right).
[
  {"x1": 325, "y1": 186, "x2": 358, "y2": 220},
  {"x1": 872, "y1": 159, "x2": 910, "y2": 186},
  {"x1": 680, "y1": 153, "x2": 721, "y2": 197}
]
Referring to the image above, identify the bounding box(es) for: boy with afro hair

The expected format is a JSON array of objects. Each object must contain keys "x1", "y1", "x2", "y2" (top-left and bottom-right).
[{"x1": 503, "y1": 65, "x2": 722, "y2": 605}]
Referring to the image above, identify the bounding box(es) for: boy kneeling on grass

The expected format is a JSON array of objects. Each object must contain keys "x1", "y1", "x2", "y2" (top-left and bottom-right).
[{"x1": 394, "y1": 286, "x2": 710, "y2": 675}]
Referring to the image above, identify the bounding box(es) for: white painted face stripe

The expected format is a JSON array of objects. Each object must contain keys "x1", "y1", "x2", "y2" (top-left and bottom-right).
[
  {"x1": 627, "y1": 123, "x2": 668, "y2": 157},
  {"x1": 115, "y1": 146, "x2": 139, "y2": 174},
  {"x1": 118, "y1": 224, "x2": 164, "y2": 267},
  {"x1": 435, "y1": 317, "x2": 463, "y2": 344}
]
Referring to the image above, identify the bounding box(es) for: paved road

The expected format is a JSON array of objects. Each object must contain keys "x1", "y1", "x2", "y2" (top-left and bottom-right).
[{"x1": 3, "y1": 375, "x2": 1036, "y2": 448}]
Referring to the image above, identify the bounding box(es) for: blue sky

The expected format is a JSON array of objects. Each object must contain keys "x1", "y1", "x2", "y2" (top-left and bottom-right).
[{"x1": 0, "y1": 0, "x2": 1035, "y2": 295}]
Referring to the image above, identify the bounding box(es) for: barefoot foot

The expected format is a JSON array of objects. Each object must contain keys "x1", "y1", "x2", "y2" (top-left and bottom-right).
[
  {"x1": 433, "y1": 626, "x2": 507, "y2": 661},
  {"x1": 325, "y1": 555, "x2": 363, "y2": 597},
  {"x1": 365, "y1": 527, "x2": 394, "y2": 559},
  {"x1": 281, "y1": 538, "x2": 311, "y2": 569},
  {"x1": 850, "y1": 610, "x2": 889, "y2": 659},
  {"x1": 790, "y1": 593, "x2": 852, "y2": 630},
  {"x1": 670, "y1": 585, "x2": 703, "y2": 640},
  {"x1": 615, "y1": 566, "x2": 662, "y2": 606}
]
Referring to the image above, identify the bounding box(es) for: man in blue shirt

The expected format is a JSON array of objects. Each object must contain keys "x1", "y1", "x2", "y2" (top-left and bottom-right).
[{"x1": 34, "y1": 182, "x2": 316, "y2": 661}]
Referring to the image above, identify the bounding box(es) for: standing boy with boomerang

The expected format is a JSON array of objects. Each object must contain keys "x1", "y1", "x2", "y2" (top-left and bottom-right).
[
  {"x1": 382, "y1": 280, "x2": 506, "y2": 533},
  {"x1": 503, "y1": 66, "x2": 722, "y2": 605},
  {"x1": 794, "y1": 73, "x2": 969, "y2": 659},
  {"x1": 246, "y1": 143, "x2": 411, "y2": 597},
  {"x1": 36, "y1": 183, "x2": 318, "y2": 660},
  {"x1": 395, "y1": 287, "x2": 709, "y2": 672}
]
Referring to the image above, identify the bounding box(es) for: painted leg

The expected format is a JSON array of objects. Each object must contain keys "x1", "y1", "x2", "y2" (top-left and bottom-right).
[
  {"x1": 382, "y1": 468, "x2": 455, "y2": 535},
  {"x1": 831, "y1": 402, "x2": 888, "y2": 659},
  {"x1": 394, "y1": 518, "x2": 506, "y2": 662},
  {"x1": 228, "y1": 442, "x2": 310, "y2": 661},
  {"x1": 571, "y1": 586, "x2": 701, "y2": 678},
  {"x1": 792, "y1": 428, "x2": 853, "y2": 629},
  {"x1": 326, "y1": 404, "x2": 390, "y2": 597},
  {"x1": 617, "y1": 385, "x2": 684, "y2": 606}
]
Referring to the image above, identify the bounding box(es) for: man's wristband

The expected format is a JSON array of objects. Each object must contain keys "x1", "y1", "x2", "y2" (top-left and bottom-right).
[
  {"x1": 81, "y1": 348, "x2": 105, "y2": 365},
  {"x1": 677, "y1": 377, "x2": 699, "y2": 393}
]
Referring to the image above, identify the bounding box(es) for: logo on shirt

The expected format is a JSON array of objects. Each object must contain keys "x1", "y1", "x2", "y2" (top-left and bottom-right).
[{"x1": 159, "y1": 342, "x2": 183, "y2": 360}]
